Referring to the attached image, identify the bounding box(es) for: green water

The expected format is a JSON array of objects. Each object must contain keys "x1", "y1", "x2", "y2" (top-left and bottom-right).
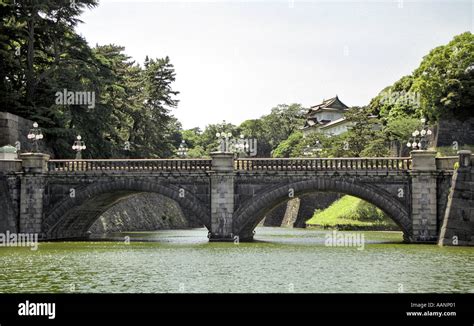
[{"x1": 0, "y1": 227, "x2": 473, "y2": 293}]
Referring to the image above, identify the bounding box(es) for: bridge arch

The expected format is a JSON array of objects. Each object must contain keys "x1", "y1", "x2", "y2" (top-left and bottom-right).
[
  {"x1": 43, "y1": 179, "x2": 210, "y2": 239},
  {"x1": 234, "y1": 178, "x2": 411, "y2": 241}
]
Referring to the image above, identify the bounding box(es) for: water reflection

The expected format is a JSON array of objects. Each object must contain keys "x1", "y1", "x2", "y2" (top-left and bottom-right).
[{"x1": 0, "y1": 227, "x2": 472, "y2": 293}]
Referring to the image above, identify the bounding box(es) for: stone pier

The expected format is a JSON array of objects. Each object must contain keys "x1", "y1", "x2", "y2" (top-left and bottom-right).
[
  {"x1": 209, "y1": 152, "x2": 235, "y2": 241},
  {"x1": 19, "y1": 153, "x2": 49, "y2": 235},
  {"x1": 410, "y1": 150, "x2": 438, "y2": 242}
]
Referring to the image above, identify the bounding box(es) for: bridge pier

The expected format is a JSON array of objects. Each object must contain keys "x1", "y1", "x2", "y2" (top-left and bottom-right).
[
  {"x1": 19, "y1": 153, "x2": 49, "y2": 237},
  {"x1": 410, "y1": 150, "x2": 438, "y2": 242},
  {"x1": 209, "y1": 152, "x2": 235, "y2": 242}
]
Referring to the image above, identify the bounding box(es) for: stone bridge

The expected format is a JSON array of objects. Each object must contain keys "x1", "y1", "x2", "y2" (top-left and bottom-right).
[{"x1": 0, "y1": 150, "x2": 472, "y2": 245}]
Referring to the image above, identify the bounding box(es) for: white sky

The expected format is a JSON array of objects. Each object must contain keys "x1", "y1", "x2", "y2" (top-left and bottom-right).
[{"x1": 76, "y1": 0, "x2": 473, "y2": 129}]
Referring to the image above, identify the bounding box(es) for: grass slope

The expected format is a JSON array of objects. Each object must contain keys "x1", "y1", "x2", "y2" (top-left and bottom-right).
[{"x1": 305, "y1": 195, "x2": 399, "y2": 231}]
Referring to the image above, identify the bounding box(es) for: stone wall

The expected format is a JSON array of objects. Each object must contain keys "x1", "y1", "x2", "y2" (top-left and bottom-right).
[
  {"x1": 435, "y1": 117, "x2": 474, "y2": 147},
  {"x1": 0, "y1": 174, "x2": 19, "y2": 233},
  {"x1": 88, "y1": 193, "x2": 200, "y2": 234},
  {"x1": 19, "y1": 175, "x2": 46, "y2": 234},
  {"x1": 263, "y1": 203, "x2": 287, "y2": 226},
  {"x1": 0, "y1": 112, "x2": 51, "y2": 154},
  {"x1": 280, "y1": 198, "x2": 300, "y2": 227},
  {"x1": 263, "y1": 192, "x2": 341, "y2": 228},
  {"x1": 410, "y1": 173, "x2": 438, "y2": 242},
  {"x1": 438, "y1": 165, "x2": 474, "y2": 246},
  {"x1": 437, "y1": 174, "x2": 453, "y2": 228}
]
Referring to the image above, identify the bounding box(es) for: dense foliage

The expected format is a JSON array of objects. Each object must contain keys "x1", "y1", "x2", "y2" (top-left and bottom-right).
[
  {"x1": 181, "y1": 103, "x2": 305, "y2": 158},
  {"x1": 271, "y1": 32, "x2": 474, "y2": 158},
  {"x1": 0, "y1": 0, "x2": 181, "y2": 158},
  {"x1": 369, "y1": 32, "x2": 474, "y2": 121}
]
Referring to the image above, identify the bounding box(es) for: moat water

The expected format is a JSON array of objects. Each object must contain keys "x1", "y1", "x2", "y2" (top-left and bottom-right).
[{"x1": 0, "y1": 227, "x2": 473, "y2": 293}]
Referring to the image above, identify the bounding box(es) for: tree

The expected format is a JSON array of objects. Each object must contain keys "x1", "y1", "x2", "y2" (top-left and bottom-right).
[
  {"x1": 0, "y1": 2, "x2": 181, "y2": 159},
  {"x1": 181, "y1": 128, "x2": 207, "y2": 158},
  {"x1": 360, "y1": 135, "x2": 391, "y2": 157},
  {"x1": 382, "y1": 116, "x2": 422, "y2": 156},
  {"x1": 198, "y1": 121, "x2": 237, "y2": 154},
  {"x1": 0, "y1": 0, "x2": 98, "y2": 116},
  {"x1": 238, "y1": 119, "x2": 272, "y2": 157},
  {"x1": 272, "y1": 132, "x2": 303, "y2": 158},
  {"x1": 370, "y1": 32, "x2": 474, "y2": 122},
  {"x1": 261, "y1": 103, "x2": 305, "y2": 149},
  {"x1": 181, "y1": 128, "x2": 202, "y2": 148},
  {"x1": 412, "y1": 32, "x2": 474, "y2": 120},
  {"x1": 126, "y1": 56, "x2": 179, "y2": 158},
  {"x1": 338, "y1": 107, "x2": 382, "y2": 157}
]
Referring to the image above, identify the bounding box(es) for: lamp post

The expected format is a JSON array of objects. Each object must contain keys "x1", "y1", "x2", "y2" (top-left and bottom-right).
[
  {"x1": 72, "y1": 135, "x2": 86, "y2": 159},
  {"x1": 406, "y1": 117, "x2": 433, "y2": 150},
  {"x1": 234, "y1": 134, "x2": 250, "y2": 158},
  {"x1": 177, "y1": 140, "x2": 188, "y2": 158},
  {"x1": 216, "y1": 131, "x2": 233, "y2": 152},
  {"x1": 27, "y1": 122, "x2": 43, "y2": 153}
]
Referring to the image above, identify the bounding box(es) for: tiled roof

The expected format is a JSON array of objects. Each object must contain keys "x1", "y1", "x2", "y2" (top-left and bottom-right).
[{"x1": 307, "y1": 95, "x2": 349, "y2": 115}]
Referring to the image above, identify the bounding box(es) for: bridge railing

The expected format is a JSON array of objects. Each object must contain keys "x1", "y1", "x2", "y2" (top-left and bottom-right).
[
  {"x1": 435, "y1": 156, "x2": 458, "y2": 171},
  {"x1": 48, "y1": 159, "x2": 212, "y2": 172},
  {"x1": 0, "y1": 160, "x2": 22, "y2": 173},
  {"x1": 235, "y1": 157, "x2": 412, "y2": 171}
]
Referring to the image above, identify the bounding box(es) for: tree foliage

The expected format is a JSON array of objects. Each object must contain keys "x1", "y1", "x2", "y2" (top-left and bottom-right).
[
  {"x1": 181, "y1": 103, "x2": 305, "y2": 158},
  {"x1": 369, "y1": 32, "x2": 474, "y2": 122},
  {"x1": 0, "y1": 1, "x2": 180, "y2": 158}
]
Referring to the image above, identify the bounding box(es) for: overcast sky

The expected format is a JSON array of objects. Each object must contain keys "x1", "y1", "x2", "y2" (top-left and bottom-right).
[{"x1": 76, "y1": 0, "x2": 473, "y2": 129}]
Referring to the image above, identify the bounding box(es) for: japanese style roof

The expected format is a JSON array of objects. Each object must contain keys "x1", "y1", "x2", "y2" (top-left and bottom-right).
[
  {"x1": 306, "y1": 95, "x2": 349, "y2": 117},
  {"x1": 302, "y1": 95, "x2": 350, "y2": 130}
]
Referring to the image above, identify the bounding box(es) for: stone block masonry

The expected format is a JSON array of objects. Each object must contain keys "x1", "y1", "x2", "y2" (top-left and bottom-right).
[
  {"x1": 263, "y1": 192, "x2": 341, "y2": 228},
  {"x1": 410, "y1": 150, "x2": 439, "y2": 242},
  {"x1": 439, "y1": 151, "x2": 474, "y2": 246},
  {"x1": 19, "y1": 176, "x2": 46, "y2": 234},
  {"x1": 435, "y1": 117, "x2": 474, "y2": 148},
  {"x1": 209, "y1": 152, "x2": 235, "y2": 241},
  {"x1": 0, "y1": 174, "x2": 19, "y2": 233},
  {"x1": 89, "y1": 193, "x2": 199, "y2": 234},
  {"x1": 0, "y1": 112, "x2": 52, "y2": 154}
]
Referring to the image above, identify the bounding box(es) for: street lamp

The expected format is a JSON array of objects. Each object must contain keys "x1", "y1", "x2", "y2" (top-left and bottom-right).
[
  {"x1": 177, "y1": 140, "x2": 188, "y2": 158},
  {"x1": 27, "y1": 122, "x2": 43, "y2": 153},
  {"x1": 72, "y1": 135, "x2": 86, "y2": 159},
  {"x1": 406, "y1": 117, "x2": 433, "y2": 150},
  {"x1": 216, "y1": 131, "x2": 233, "y2": 152},
  {"x1": 234, "y1": 134, "x2": 250, "y2": 157}
]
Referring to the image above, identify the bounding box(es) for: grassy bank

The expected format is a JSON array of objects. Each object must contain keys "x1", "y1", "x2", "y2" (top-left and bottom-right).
[{"x1": 305, "y1": 195, "x2": 400, "y2": 231}]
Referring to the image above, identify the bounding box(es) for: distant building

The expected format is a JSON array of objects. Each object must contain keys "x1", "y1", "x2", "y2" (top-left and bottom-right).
[{"x1": 302, "y1": 95, "x2": 353, "y2": 136}]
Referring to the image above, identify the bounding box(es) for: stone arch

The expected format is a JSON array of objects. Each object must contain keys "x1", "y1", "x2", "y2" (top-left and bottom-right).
[
  {"x1": 234, "y1": 178, "x2": 411, "y2": 241},
  {"x1": 43, "y1": 180, "x2": 210, "y2": 239}
]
